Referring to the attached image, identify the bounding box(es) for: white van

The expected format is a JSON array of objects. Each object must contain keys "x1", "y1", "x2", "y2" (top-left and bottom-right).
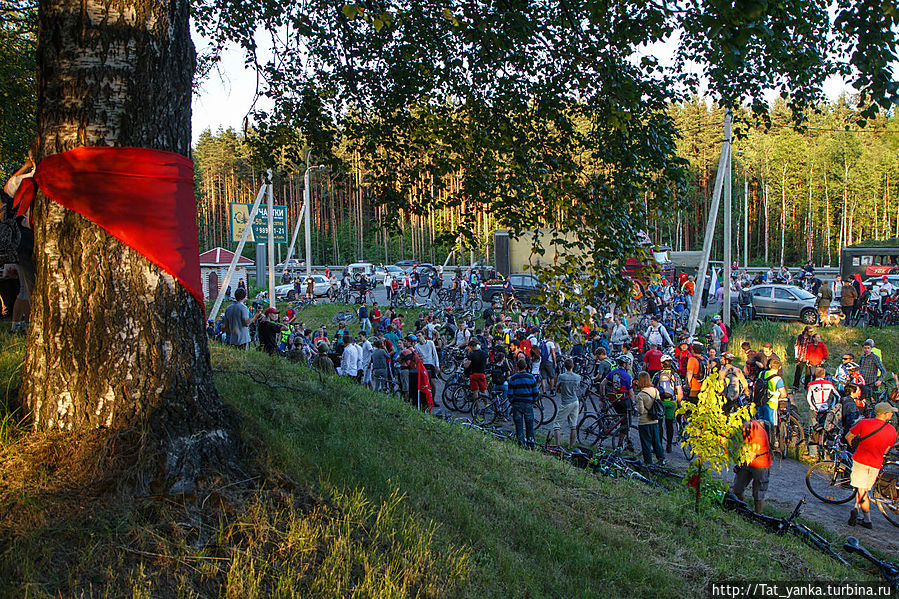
[{"x1": 345, "y1": 262, "x2": 376, "y2": 281}]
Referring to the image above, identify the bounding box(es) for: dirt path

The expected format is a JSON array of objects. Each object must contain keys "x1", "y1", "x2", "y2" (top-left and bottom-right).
[{"x1": 430, "y1": 376, "x2": 898, "y2": 555}]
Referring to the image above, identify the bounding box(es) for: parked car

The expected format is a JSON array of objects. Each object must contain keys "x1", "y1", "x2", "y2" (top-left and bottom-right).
[
  {"x1": 275, "y1": 258, "x2": 305, "y2": 272},
  {"x1": 863, "y1": 275, "x2": 899, "y2": 290},
  {"x1": 748, "y1": 284, "x2": 818, "y2": 324},
  {"x1": 394, "y1": 261, "x2": 437, "y2": 275},
  {"x1": 255, "y1": 274, "x2": 331, "y2": 301},
  {"x1": 482, "y1": 273, "x2": 542, "y2": 305},
  {"x1": 346, "y1": 262, "x2": 376, "y2": 281},
  {"x1": 375, "y1": 265, "x2": 405, "y2": 283}
]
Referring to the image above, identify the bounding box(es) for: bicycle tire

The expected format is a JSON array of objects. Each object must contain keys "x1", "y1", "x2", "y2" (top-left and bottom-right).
[
  {"x1": 875, "y1": 463, "x2": 899, "y2": 527},
  {"x1": 805, "y1": 460, "x2": 856, "y2": 504},
  {"x1": 577, "y1": 414, "x2": 603, "y2": 446},
  {"x1": 537, "y1": 394, "x2": 556, "y2": 427},
  {"x1": 472, "y1": 396, "x2": 501, "y2": 426}
]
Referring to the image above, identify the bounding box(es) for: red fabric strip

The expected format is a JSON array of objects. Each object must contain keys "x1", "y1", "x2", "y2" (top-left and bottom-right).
[{"x1": 14, "y1": 147, "x2": 204, "y2": 312}]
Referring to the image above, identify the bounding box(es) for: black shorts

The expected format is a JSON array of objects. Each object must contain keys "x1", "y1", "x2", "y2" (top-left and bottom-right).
[{"x1": 612, "y1": 399, "x2": 630, "y2": 415}]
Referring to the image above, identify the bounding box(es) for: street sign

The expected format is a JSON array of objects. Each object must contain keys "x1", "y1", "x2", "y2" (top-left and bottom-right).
[{"x1": 229, "y1": 202, "x2": 288, "y2": 243}]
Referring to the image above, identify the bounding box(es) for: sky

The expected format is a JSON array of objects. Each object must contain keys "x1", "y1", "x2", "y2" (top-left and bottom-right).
[{"x1": 190, "y1": 31, "x2": 857, "y2": 146}]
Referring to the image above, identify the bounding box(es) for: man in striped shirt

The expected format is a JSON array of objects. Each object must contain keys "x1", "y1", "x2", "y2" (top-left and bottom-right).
[
  {"x1": 508, "y1": 358, "x2": 540, "y2": 448},
  {"x1": 858, "y1": 341, "x2": 885, "y2": 399}
]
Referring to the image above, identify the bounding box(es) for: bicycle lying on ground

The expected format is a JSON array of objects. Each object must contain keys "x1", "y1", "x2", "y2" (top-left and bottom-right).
[
  {"x1": 722, "y1": 492, "x2": 848, "y2": 565},
  {"x1": 843, "y1": 536, "x2": 899, "y2": 591},
  {"x1": 805, "y1": 451, "x2": 899, "y2": 527}
]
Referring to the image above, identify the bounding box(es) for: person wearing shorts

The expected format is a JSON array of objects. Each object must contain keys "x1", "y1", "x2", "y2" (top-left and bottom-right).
[
  {"x1": 463, "y1": 339, "x2": 489, "y2": 413},
  {"x1": 731, "y1": 419, "x2": 772, "y2": 514},
  {"x1": 553, "y1": 359, "x2": 581, "y2": 446},
  {"x1": 846, "y1": 402, "x2": 899, "y2": 529}
]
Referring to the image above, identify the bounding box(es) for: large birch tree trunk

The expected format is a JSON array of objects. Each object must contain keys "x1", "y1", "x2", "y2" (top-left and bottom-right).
[{"x1": 25, "y1": 0, "x2": 237, "y2": 494}]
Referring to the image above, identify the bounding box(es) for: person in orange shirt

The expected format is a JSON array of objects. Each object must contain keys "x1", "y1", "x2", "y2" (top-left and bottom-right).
[
  {"x1": 681, "y1": 275, "x2": 696, "y2": 310},
  {"x1": 685, "y1": 342, "x2": 708, "y2": 401},
  {"x1": 731, "y1": 419, "x2": 773, "y2": 514}
]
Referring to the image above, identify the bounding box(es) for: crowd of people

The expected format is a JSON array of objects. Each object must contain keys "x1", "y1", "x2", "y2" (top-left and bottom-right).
[{"x1": 216, "y1": 266, "x2": 899, "y2": 531}]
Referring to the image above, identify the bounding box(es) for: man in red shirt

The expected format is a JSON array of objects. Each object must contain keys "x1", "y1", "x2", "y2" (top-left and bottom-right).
[
  {"x1": 731, "y1": 419, "x2": 773, "y2": 513},
  {"x1": 802, "y1": 333, "x2": 828, "y2": 390},
  {"x1": 846, "y1": 402, "x2": 899, "y2": 529},
  {"x1": 643, "y1": 344, "x2": 663, "y2": 379}
]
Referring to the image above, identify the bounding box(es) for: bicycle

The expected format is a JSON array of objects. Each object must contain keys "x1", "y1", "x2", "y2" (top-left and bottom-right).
[
  {"x1": 287, "y1": 297, "x2": 317, "y2": 312},
  {"x1": 805, "y1": 452, "x2": 899, "y2": 527},
  {"x1": 390, "y1": 288, "x2": 415, "y2": 309},
  {"x1": 776, "y1": 397, "x2": 806, "y2": 460},
  {"x1": 331, "y1": 309, "x2": 358, "y2": 324},
  {"x1": 588, "y1": 448, "x2": 665, "y2": 490},
  {"x1": 843, "y1": 537, "x2": 899, "y2": 590},
  {"x1": 577, "y1": 405, "x2": 637, "y2": 451},
  {"x1": 722, "y1": 492, "x2": 848, "y2": 565}
]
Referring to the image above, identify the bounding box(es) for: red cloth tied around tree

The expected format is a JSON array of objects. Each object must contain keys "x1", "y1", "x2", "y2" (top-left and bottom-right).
[{"x1": 13, "y1": 147, "x2": 204, "y2": 311}]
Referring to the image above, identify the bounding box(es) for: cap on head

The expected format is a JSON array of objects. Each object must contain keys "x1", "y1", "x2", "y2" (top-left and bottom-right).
[
  {"x1": 874, "y1": 402, "x2": 899, "y2": 416},
  {"x1": 265, "y1": 307, "x2": 279, "y2": 315},
  {"x1": 864, "y1": 338, "x2": 874, "y2": 347}
]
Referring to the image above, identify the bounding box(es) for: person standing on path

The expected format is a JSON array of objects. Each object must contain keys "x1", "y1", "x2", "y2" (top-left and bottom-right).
[
  {"x1": 816, "y1": 281, "x2": 832, "y2": 324},
  {"x1": 731, "y1": 419, "x2": 773, "y2": 514},
  {"x1": 846, "y1": 402, "x2": 899, "y2": 529},
  {"x1": 759, "y1": 359, "x2": 786, "y2": 430},
  {"x1": 635, "y1": 372, "x2": 665, "y2": 465},
  {"x1": 653, "y1": 355, "x2": 683, "y2": 453},
  {"x1": 508, "y1": 358, "x2": 539, "y2": 448},
  {"x1": 553, "y1": 359, "x2": 581, "y2": 446},
  {"x1": 840, "y1": 282, "x2": 858, "y2": 322}
]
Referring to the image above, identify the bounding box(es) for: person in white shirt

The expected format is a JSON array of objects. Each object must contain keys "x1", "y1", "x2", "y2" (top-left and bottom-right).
[
  {"x1": 645, "y1": 317, "x2": 672, "y2": 348},
  {"x1": 832, "y1": 275, "x2": 845, "y2": 302},
  {"x1": 359, "y1": 332, "x2": 373, "y2": 386},
  {"x1": 416, "y1": 333, "x2": 440, "y2": 384},
  {"x1": 877, "y1": 276, "x2": 894, "y2": 310},
  {"x1": 455, "y1": 323, "x2": 471, "y2": 348},
  {"x1": 340, "y1": 335, "x2": 362, "y2": 380},
  {"x1": 806, "y1": 367, "x2": 837, "y2": 414},
  {"x1": 610, "y1": 319, "x2": 630, "y2": 350}
]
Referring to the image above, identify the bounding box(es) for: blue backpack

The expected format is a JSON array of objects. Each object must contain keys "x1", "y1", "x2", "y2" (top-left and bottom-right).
[{"x1": 539, "y1": 340, "x2": 550, "y2": 363}]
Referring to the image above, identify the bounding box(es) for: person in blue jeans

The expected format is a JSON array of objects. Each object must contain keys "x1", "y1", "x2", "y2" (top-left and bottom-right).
[{"x1": 508, "y1": 358, "x2": 539, "y2": 448}]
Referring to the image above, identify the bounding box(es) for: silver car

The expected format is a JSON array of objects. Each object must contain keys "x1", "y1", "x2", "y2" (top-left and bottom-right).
[{"x1": 749, "y1": 284, "x2": 818, "y2": 324}]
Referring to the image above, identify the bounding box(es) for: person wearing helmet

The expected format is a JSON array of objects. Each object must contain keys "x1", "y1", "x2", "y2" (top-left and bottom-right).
[
  {"x1": 685, "y1": 342, "x2": 709, "y2": 402},
  {"x1": 653, "y1": 354, "x2": 683, "y2": 453},
  {"x1": 602, "y1": 355, "x2": 635, "y2": 449},
  {"x1": 719, "y1": 352, "x2": 748, "y2": 414}
]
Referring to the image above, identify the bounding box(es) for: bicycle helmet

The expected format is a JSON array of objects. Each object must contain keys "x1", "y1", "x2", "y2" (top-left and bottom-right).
[
  {"x1": 406, "y1": 334, "x2": 418, "y2": 342},
  {"x1": 615, "y1": 354, "x2": 632, "y2": 366},
  {"x1": 660, "y1": 354, "x2": 674, "y2": 363},
  {"x1": 846, "y1": 361, "x2": 860, "y2": 371}
]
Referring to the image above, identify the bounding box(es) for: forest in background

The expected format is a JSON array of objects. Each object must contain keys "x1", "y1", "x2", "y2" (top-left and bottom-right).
[{"x1": 194, "y1": 97, "x2": 899, "y2": 268}]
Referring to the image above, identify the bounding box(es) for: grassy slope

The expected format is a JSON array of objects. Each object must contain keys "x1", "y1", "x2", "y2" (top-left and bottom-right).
[
  {"x1": 0, "y1": 329, "x2": 880, "y2": 598},
  {"x1": 214, "y1": 345, "x2": 860, "y2": 598}
]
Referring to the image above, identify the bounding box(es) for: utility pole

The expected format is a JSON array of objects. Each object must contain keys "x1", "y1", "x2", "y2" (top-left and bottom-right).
[
  {"x1": 266, "y1": 170, "x2": 275, "y2": 308},
  {"x1": 723, "y1": 115, "x2": 733, "y2": 329},
  {"x1": 688, "y1": 111, "x2": 732, "y2": 335},
  {"x1": 742, "y1": 151, "x2": 748, "y2": 269}
]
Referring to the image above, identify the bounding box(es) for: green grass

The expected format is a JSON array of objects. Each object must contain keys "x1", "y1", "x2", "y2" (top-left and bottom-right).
[{"x1": 0, "y1": 330, "x2": 886, "y2": 598}]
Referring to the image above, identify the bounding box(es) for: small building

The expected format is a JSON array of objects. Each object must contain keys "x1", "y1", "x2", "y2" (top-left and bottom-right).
[{"x1": 199, "y1": 247, "x2": 254, "y2": 301}]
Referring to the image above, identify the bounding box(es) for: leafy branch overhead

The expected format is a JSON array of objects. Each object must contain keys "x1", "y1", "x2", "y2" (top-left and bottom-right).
[{"x1": 193, "y1": 0, "x2": 897, "y2": 305}]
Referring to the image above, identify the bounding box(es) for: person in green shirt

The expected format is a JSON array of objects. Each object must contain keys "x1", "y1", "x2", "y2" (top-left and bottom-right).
[{"x1": 759, "y1": 358, "x2": 786, "y2": 432}]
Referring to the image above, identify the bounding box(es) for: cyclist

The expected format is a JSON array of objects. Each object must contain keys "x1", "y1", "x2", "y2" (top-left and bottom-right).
[
  {"x1": 858, "y1": 340, "x2": 886, "y2": 400},
  {"x1": 731, "y1": 419, "x2": 773, "y2": 514},
  {"x1": 719, "y1": 352, "x2": 748, "y2": 414},
  {"x1": 806, "y1": 367, "x2": 837, "y2": 428},
  {"x1": 684, "y1": 342, "x2": 708, "y2": 403},
  {"x1": 759, "y1": 358, "x2": 786, "y2": 429},
  {"x1": 463, "y1": 338, "x2": 489, "y2": 415},
  {"x1": 601, "y1": 355, "x2": 634, "y2": 449},
  {"x1": 553, "y1": 359, "x2": 581, "y2": 446},
  {"x1": 508, "y1": 357, "x2": 539, "y2": 448},
  {"x1": 846, "y1": 402, "x2": 899, "y2": 529},
  {"x1": 501, "y1": 277, "x2": 515, "y2": 311},
  {"x1": 653, "y1": 355, "x2": 683, "y2": 453}
]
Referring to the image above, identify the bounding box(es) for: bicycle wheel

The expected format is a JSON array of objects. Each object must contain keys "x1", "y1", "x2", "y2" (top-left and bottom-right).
[
  {"x1": 537, "y1": 394, "x2": 557, "y2": 428},
  {"x1": 595, "y1": 412, "x2": 625, "y2": 449},
  {"x1": 874, "y1": 463, "x2": 899, "y2": 527},
  {"x1": 777, "y1": 412, "x2": 806, "y2": 460},
  {"x1": 417, "y1": 286, "x2": 430, "y2": 298},
  {"x1": 805, "y1": 460, "x2": 856, "y2": 504},
  {"x1": 577, "y1": 414, "x2": 603, "y2": 446},
  {"x1": 472, "y1": 395, "x2": 500, "y2": 426}
]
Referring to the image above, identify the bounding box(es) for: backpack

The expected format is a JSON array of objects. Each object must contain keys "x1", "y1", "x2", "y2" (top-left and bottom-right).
[
  {"x1": 539, "y1": 340, "x2": 550, "y2": 363},
  {"x1": 723, "y1": 368, "x2": 741, "y2": 401},
  {"x1": 752, "y1": 373, "x2": 773, "y2": 407},
  {"x1": 607, "y1": 370, "x2": 629, "y2": 404},
  {"x1": 647, "y1": 391, "x2": 664, "y2": 420},
  {"x1": 693, "y1": 355, "x2": 709, "y2": 382},
  {"x1": 655, "y1": 369, "x2": 675, "y2": 399}
]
